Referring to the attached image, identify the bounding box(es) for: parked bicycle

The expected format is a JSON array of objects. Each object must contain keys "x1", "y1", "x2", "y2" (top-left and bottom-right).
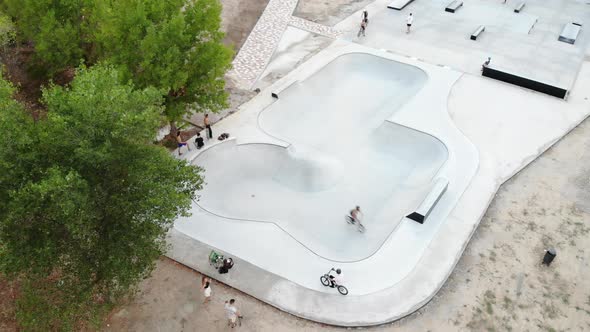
[{"x1": 320, "y1": 268, "x2": 348, "y2": 295}]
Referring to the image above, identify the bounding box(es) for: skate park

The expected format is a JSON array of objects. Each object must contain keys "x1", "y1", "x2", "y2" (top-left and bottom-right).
[{"x1": 167, "y1": 0, "x2": 590, "y2": 327}]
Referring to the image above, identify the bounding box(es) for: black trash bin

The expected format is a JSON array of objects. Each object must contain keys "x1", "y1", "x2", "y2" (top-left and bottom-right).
[{"x1": 542, "y1": 248, "x2": 556, "y2": 266}]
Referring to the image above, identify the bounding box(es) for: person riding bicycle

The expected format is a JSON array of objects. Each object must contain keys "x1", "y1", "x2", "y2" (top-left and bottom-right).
[
  {"x1": 349, "y1": 206, "x2": 361, "y2": 224},
  {"x1": 328, "y1": 268, "x2": 343, "y2": 288}
]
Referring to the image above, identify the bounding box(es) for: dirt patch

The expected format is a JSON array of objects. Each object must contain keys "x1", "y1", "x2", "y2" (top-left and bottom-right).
[
  {"x1": 0, "y1": 44, "x2": 45, "y2": 111},
  {"x1": 294, "y1": 0, "x2": 375, "y2": 26},
  {"x1": 220, "y1": 0, "x2": 270, "y2": 54},
  {"x1": 0, "y1": 277, "x2": 17, "y2": 332}
]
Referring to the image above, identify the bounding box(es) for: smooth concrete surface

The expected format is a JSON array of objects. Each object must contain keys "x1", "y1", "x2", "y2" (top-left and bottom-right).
[{"x1": 335, "y1": 0, "x2": 589, "y2": 90}]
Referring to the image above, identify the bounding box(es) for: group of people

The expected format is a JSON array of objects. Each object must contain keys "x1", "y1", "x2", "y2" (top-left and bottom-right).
[
  {"x1": 357, "y1": 11, "x2": 414, "y2": 37},
  {"x1": 201, "y1": 276, "x2": 243, "y2": 328},
  {"x1": 176, "y1": 114, "x2": 213, "y2": 156}
]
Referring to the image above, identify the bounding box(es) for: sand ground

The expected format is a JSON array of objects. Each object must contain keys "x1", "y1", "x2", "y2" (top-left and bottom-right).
[
  {"x1": 220, "y1": 0, "x2": 270, "y2": 53},
  {"x1": 105, "y1": 115, "x2": 590, "y2": 331}
]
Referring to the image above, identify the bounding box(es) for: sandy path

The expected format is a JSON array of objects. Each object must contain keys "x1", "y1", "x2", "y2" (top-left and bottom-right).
[{"x1": 220, "y1": 0, "x2": 270, "y2": 53}]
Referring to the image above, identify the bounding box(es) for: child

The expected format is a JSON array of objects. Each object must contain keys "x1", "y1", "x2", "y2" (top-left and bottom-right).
[{"x1": 203, "y1": 281, "x2": 212, "y2": 304}]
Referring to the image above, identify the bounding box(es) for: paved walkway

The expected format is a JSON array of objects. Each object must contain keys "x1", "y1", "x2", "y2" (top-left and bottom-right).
[
  {"x1": 229, "y1": 0, "x2": 342, "y2": 89},
  {"x1": 288, "y1": 16, "x2": 342, "y2": 39}
]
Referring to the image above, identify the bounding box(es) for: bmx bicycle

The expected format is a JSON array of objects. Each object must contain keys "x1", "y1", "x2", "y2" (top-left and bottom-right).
[
  {"x1": 345, "y1": 215, "x2": 365, "y2": 233},
  {"x1": 320, "y1": 268, "x2": 349, "y2": 295}
]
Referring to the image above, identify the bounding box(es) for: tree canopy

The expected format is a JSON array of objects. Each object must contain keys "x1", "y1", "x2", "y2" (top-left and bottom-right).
[
  {"x1": 1, "y1": 0, "x2": 91, "y2": 76},
  {"x1": 2, "y1": 0, "x2": 233, "y2": 126},
  {"x1": 0, "y1": 65, "x2": 204, "y2": 329},
  {"x1": 94, "y1": 0, "x2": 233, "y2": 124}
]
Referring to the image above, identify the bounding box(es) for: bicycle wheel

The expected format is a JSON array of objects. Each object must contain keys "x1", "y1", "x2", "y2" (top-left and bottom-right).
[
  {"x1": 358, "y1": 224, "x2": 366, "y2": 233},
  {"x1": 320, "y1": 275, "x2": 330, "y2": 286},
  {"x1": 337, "y1": 285, "x2": 349, "y2": 295}
]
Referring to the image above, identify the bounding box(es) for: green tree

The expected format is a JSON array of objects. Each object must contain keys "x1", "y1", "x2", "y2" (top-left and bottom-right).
[
  {"x1": 0, "y1": 12, "x2": 16, "y2": 50},
  {"x1": 94, "y1": 0, "x2": 233, "y2": 133},
  {"x1": 1, "y1": 0, "x2": 92, "y2": 76},
  {"x1": 0, "y1": 65, "x2": 204, "y2": 330}
]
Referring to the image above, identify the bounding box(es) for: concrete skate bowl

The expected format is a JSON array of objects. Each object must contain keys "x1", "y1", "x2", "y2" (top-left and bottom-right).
[{"x1": 193, "y1": 53, "x2": 449, "y2": 262}]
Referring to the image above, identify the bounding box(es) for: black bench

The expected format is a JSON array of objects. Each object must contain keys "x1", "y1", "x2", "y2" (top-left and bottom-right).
[
  {"x1": 445, "y1": 0, "x2": 463, "y2": 13},
  {"x1": 482, "y1": 66, "x2": 568, "y2": 99},
  {"x1": 406, "y1": 179, "x2": 448, "y2": 224},
  {"x1": 470, "y1": 25, "x2": 485, "y2": 40},
  {"x1": 387, "y1": 0, "x2": 415, "y2": 10},
  {"x1": 514, "y1": 2, "x2": 525, "y2": 13}
]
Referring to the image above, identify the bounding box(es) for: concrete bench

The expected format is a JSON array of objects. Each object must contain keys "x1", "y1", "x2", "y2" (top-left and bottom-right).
[
  {"x1": 470, "y1": 25, "x2": 485, "y2": 40},
  {"x1": 387, "y1": 0, "x2": 415, "y2": 10},
  {"x1": 558, "y1": 23, "x2": 582, "y2": 45},
  {"x1": 406, "y1": 178, "x2": 449, "y2": 224},
  {"x1": 482, "y1": 66, "x2": 568, "y2": 99},
  {"x1": 445, "y1": 0, "x2": 463, "y2": 13},
  {"x1": 514, "y1": 2, "x2": 525, "y2": 13}
]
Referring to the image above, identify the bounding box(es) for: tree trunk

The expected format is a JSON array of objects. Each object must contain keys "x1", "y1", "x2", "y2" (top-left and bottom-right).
[{"x1": 169, "y1": 121, "x2": 177, "y2": 137}]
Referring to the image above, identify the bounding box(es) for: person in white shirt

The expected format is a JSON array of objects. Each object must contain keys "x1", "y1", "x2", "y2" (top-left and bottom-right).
[
  {"x1": 328, "y1": 268, "x2": 343, "y2": 287},
  {"x1": 203, "y1": 281, "x2": 212, "y2": 304},
  {"x1": 406, "y1": 13, "x2": 414, "y2": 33},
  {"x1": 224, "y1": 299, "x2": 240, "y2": 328}
]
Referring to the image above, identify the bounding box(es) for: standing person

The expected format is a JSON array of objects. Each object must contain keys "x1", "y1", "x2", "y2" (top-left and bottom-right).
[
  {"x1": 195, "y1": 132, "x2": 204, "y2": 149},
  {"x1": 201, "y1": 275, "x2": 211, "y2": 288},
  {"x1": 204, "y1": 114, "x2": 212, "y2": 139},
  {"x1": 357, "y1": 20, "x2": 367, "y2": 37},
  {"x1": 176, "y1": 131, "x2": 191, "y2": 156},
  {"x1": 406, "y1": 13, "x2": 413, "y2": 33},
  {"x1": 224, "y1": 299, "x2": 241, "y2": 328},
  {"x1": 362, "y1": 10, "x2": 369, "y2": 25},
  {"x1": 202, "y1": 281, "x2": 212, "y2": 304}
]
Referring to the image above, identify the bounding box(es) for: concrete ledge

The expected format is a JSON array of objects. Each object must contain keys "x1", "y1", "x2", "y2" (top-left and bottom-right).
[
  {"x1": 406, "y1": 178, "x2": 449, "y2": 224},
  {"x1": 471, "y1": 25, "x2": 485, "y2": 40},
  {"x1": 558, "y1": 23, "x2": 582, "y2": 45},
  {"x1": 482, "y1": 66, "x2": 568, "y2": 99},
  {"x1": 387, "y1": 0, "x2": 415, "y2": 10},
  {"x1": 445, "y1": 0, "x2": 463, "y2": 13}
]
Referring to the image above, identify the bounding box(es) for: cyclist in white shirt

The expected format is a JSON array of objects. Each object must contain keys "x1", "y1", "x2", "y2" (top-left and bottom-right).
[{"x1": 329, "y1": 268, "x2": 343, "y2": 287}]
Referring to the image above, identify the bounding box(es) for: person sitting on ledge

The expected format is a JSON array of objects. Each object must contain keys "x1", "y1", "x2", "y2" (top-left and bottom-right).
[
  {"x1": 482, "y1": 57, "x2": 491, "y2": 71},
  {"x1": 195, "y1": 132, "x2": 204, "y2": 149}
]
